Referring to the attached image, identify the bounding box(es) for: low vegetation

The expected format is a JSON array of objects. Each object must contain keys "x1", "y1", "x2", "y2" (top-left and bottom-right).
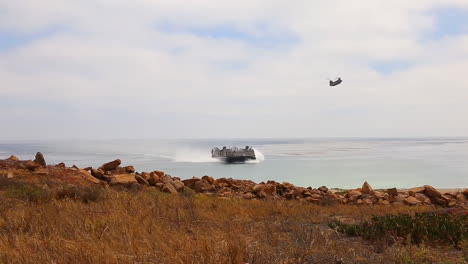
[
  {"x1": 0, "y1": 178, "x2": 466, "y2": 264},
  {"x1": 329, "y1": 212, "x2": 467, "y2": 249}
]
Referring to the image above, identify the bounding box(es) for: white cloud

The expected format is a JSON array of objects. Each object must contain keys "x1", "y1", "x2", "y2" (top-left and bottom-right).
[{"x1": 0, "y1": 0, "x2": 467, "y2": 138}]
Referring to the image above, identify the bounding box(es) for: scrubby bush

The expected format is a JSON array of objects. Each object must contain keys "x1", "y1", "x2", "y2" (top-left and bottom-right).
[{"x1": 329, "y1": 212, "x2": 467, "y2": 248}]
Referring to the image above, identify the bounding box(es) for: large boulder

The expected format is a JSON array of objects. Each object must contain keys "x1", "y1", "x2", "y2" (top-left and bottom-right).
[
  {"x1": 109, "y1": 174, "x2": 137, "y2": 185},
  {"x1": 194, "y1": 180, "x2": 215, "y2": 193},
  {"x1": 135, "y1": 174, "x2": 149, "y2": 185},
  {"x1": 79, "y1": 169, "x2": 100, "y2": 184},
  {"x1": 202, "y1": 175, "x2": 215, "y2": 185},
  {"x1": 182, "y1": 177, "x2": 201, "y2": 189},
  {"x1": 318, "y1": 186, "x2": 329, "y2": 193},
  {"x1": 148, "y1": 173, "x2": 161, "y2": 186},
  {"x1": 423, "y1": 185, "x2": 448, "y2": 206},
  {"x1": 100, "y1": 159, "x2": 121, "y2": 172},
  {"x1": 172, "y1": 180, "x2": 185, "y2": 192},
  {"x1": 124, "y1": 166, "x2": 135, "y2": 173},
  {"x1": 361, "y1": 181, "x2": 374, "y2": 195},
  {"x1": 152, "y1": 170, "x2": 165, "y2": 177},
  {"x1": 386, "y1": 188, "x2": 398, "y2": 197},
  {"x1": 91, "y1": 169, "x2": 105, "y2": 180},
  {"x1": 34, "y1": 152, "x2": 46, "y2": 167},
  {"x1": 404, "y1": 196, "x2": 422, "y2": 206},
  {"x1": 162, "y1": 183, "x2": 177, "y2": 194}
]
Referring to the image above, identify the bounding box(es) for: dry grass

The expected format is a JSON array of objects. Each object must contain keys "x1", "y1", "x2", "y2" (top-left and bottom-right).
[{"x1": 0, "y1": 179, "x2": 465, "y2": 264}]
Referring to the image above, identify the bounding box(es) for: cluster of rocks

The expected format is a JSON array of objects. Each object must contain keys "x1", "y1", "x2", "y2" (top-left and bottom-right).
[{"x1": 1, "y1": 154, "x2": 467, "y2": 208}]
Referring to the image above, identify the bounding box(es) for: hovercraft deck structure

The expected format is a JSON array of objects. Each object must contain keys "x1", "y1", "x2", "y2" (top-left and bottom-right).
[{"x1": 211, "y1": 146, "x2": 256, "y2": 163}]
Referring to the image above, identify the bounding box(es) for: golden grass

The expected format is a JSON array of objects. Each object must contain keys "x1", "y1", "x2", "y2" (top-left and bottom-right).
[{"x1": 0, "y1": 179, "x2": 465, "y2": 264}]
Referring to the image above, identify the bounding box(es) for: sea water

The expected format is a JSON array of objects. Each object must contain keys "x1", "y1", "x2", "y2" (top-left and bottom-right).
[{"x1": 0, "y1": 138, "x2": 467, "y2": 189}]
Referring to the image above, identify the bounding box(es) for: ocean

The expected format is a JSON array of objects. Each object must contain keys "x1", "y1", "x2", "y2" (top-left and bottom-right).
[{"x1": 0, "y1": 138, "x2": 467, "y2": 189}]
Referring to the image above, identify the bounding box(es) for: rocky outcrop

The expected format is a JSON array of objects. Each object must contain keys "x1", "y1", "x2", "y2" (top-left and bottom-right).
[
  {"x1": 1, "y1": 155, "x2": 467, "y2": 209},
  {"x1": 34, "y1": 152, "x2": 46, "y2": 167},
  {"x1": 100, "y1": 159, "x2": 121, "y2": 172},
  {"x1": 6, "y1": 155, "x2": 19, "y2": 161}
]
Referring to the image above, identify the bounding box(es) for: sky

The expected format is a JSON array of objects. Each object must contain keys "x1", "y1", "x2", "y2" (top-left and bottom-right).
[{"x1": 1, "y1": 0, "x2": 468, "y2": 139}]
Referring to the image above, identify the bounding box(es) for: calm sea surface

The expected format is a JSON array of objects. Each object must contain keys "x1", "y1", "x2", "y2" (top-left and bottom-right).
[{"x1": 0, "y1": 138, "x2": 467, "y2": 189}]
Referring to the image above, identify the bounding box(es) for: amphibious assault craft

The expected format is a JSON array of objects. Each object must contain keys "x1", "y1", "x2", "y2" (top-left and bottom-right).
[{"x1": 211, "y1": 146, "x2": 256, "y2": 163}]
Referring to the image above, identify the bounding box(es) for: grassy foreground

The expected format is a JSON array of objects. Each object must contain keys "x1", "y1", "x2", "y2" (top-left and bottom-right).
[{"x1": 0, "y1": 179, "x2": 466, "y2": 264}]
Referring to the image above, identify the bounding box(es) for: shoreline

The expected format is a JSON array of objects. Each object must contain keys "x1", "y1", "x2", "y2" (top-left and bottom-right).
[{"x1": 1, "y1": 152, "x2": 467, "y2": 209}]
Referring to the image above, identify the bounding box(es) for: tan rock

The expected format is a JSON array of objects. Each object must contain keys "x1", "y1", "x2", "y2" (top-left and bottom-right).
[
  {"x1": 6, "y1": 172, "x2": 14, "y2": 179},
  {"x1": 242, "y1": 193, "x2": 256, "y2": 199},
  {"x1": 373, "y1": 191, "x2": 385, "y2": 199},
  {"x1": 6, "y1": 155, "x2": 19, "y2": 161},
  {"x1": 394, "y1": 194, "x2": 406, "y2": 203},
  {"x1": 182, "y1": 177, "x2": 201, "y2": 189},
  {"x1": 140, "y1": 172, "x2": 150, "y2": 181},
  {"x1": 135, "y1": 174, "x2": 149, "y2": 185},
  {"x1": 100, "y1": 159, "x2": 121, "y2": 171},
  {"x1": 152, "y1": 170, "x2": 165, "y2": 177},
  {"x1": 79, "y1": 169, "x2": 100, "y2": 184},
  {"x1": 109, "y1": 174, "x2": 137, "y2": 185},
  {"x1": 33, "y1": 152, "x2": 46, "y2": 167},
  {"x1": 377, "y1": 199, "x2": 390, "y2": 205},
  {"x1": 172, "y1": 180, "x2": 185, "y2": 192},
  {"x1": 162, "y1": 183, "x2": 177, "y2": 194},
  {"x1": 404, "y1": 196, "x2": 422, "y2": 206},
  {"x1": 408, "y1": 187, "x2": 425, "y2": 194},
  {"x1": 362, "y1": 181, "x2": 374, "y2": 195},
  {"x1": 424, "y1": 185, "x2": 448, "y2": 206},
  {"x1": 194, "y1": 180, "x2": 215, "y2": 193},
  {"x1": 91, "y1": 169, "x2": 105, "y2": 180},
  {"x1": 56, "y1": 162, "x2": 66, "y2": 168},
  {"x1": 160, "y1": 175, "x2": 173, "y2": 184},
  {"x1": 202, "y1": 175, "x2": 215, "y2": 184},
  {"x1": 24, "y1": 160, "x2": 40, "y2": 171},
  {"x1": 124, "y1": 166, "x2": 135, "y2": 173}
]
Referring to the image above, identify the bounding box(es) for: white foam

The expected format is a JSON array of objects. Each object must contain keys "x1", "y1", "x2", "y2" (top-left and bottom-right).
[
  {"x1": 245, "y1": 148, "x2": 265, "y2": 163},
  {"x1": 171, "y1": 148, "x2": 219, "y2": 163}
]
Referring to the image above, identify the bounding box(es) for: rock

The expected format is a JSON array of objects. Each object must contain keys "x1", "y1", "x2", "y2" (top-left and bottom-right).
[
  {"x1": 347, "y1": 190, "x2": 362, "y2": 202},
  {"x1": 71, "y1": 165, "x2": 80, "y2": 170},
  {"x1": 91, "y1": 169, "x2": 105, "y2": 180},
  {"x1": 6, "y1": 155, "x2": 19, "y2": 161},
  {"x1": 24, "y1": 160, "x2": 40, "y2": 171},
  {"x1": 161, "y1": 175, "x2": 173, "y2": 184},
  {"x1": 394, "y1": 194, "x2": 406, "y2": 203},
  {"x1": 135, "y1": 174, "x2": 149, "y2": 185},
  {"x1": 140, "y1": 172, "x2": 150, "y2": 181},
  {"x1": 83, "y1": 167, "x2": 92, "y2": 171},
  {"x1": 408, "y1": 187, "x2": 425, "y2": 194},
  {"x1": 152, "y1": 170, "x2": 165, "y2": 177},
  {"x1": 373, "y1": 191, "x2": 385, "y2": 199},
  {"x1": 424, "y1": 185, "x2": 448, "y2": 206},
  {"x1": 109, "y1": 174, "x2": 137, "y2": 185},
  {"x1": 79, "y1": 169, "x2": 100, "y2": 184},
  {"x1": 148, "y1": 173, "x2": 161, "y2": 186},
  {"x1": 447, "y1": 200, "x2": 457, "y2": 208},
  {"x1": 456, "y1": 193, "x2": 466, "y2": 202},
  {"x1": 162, "y1": 183, "x2": 177, "y2": 194},
  {"x1": 124, "y1": 166, "x2": 135, "y2": 173},
  {"x1": 56, "y1": 162, "x2": 66, "y2": 168},
  {"x1": 172, "y1": 180, "x2": 185, "y2": 192},
  {"x1": 318, "y1": 186, "x2": 329, "y2": 193},
  {"x1": 33, "y1": 152, "x2": 46, "y2": 167},
  {"x1": 194, "y1": 180, "x2": 215, "y2": 193},
  {"x1": 202, "y1": 175, "x2": 215, "y2": 185},
  {"x1": 404, "y1": 196, "x2": 422, "y2": 206},
  {"x1": 182, "y1": 177, "x2": 201, "y2": 189},
  {"x1": 423, "y1": 185, "x2": 442, "y2": 199},
  {"x1": 6, "y1": 172, "x2": 14, "y2": 179},
  {"x1": 387, "y1": 188, "x2": 398, "y2": 197},
  {"x1": 415, "y1": 193, "x2": 432, "y2": 204},
  {"x1": 361, "y1": 181, "x2": 374, "y2": 195},
  {"x1": 100, "y1": 159, "x2": 121, "y2": 171}
]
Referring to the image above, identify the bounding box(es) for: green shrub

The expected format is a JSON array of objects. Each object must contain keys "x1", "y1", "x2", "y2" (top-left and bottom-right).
[{"x1": 329, "y1": 212, "x2": 467, "y2": 248}]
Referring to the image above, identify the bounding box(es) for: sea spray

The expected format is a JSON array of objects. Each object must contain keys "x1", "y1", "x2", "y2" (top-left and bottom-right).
[
  {"x1": 172, "y1": 148, "x2": 219, "y2": 163},
  {"x1": 245, "y1": 148, "x2": 265, "y2": 164}
]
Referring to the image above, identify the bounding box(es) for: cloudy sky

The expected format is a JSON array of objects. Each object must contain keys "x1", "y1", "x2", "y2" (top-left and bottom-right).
[{"x1": 1, "y1": 0, "x2": 468, "y2": 139}]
